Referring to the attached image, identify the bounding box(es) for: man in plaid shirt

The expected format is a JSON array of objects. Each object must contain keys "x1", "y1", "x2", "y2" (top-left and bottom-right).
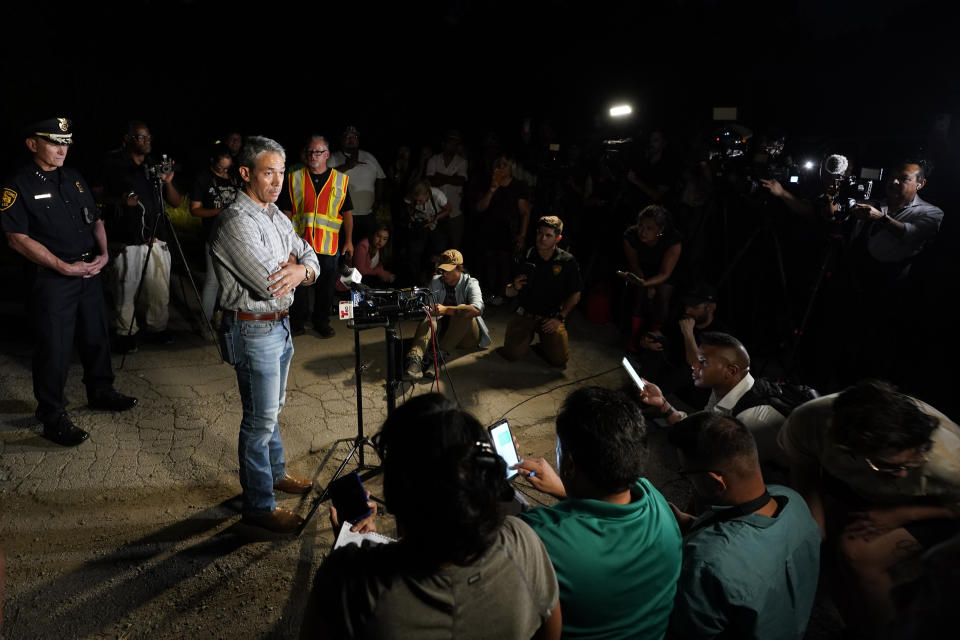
[{"x1": 211, "y1": 136, "x2": 321, "y2": 534}]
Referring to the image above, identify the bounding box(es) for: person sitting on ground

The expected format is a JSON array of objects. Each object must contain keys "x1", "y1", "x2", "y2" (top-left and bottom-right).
[
  {"x1": 617, "y1": 204, "x2": 682, "y2": 350},
  {"x1": 348, "y1": 223, "x2": 394, "y2": 289},
  {"x1": 778, "y1": 379, "x2": 960, "y2": 636},
  {"x1": 502, "y1": 216, "x2": 582, "y2": 368},
  {"x1": 515, "y1": 386, "x2": 682, "y2": 639},
  {"x1": 639, "y1": 332, "x2": 790, "y2": 468},
  {"x1": 403, "y1": 249, "x2": 490, "y2": 380},
  {"x1": 667, "y1": 412, "x2": 821, "y2": 640},
  {"x1": 300, "y1": 393, "x2": 562, "y2": 640}
]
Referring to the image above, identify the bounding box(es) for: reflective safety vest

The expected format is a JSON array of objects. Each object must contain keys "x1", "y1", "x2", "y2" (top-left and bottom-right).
[{"x1": 288, "y1": 168, "x2": 350, "y2": 256}]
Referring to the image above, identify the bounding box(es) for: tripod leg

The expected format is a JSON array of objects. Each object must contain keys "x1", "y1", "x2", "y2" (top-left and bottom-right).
[{"x1": 159, "y1": 204, "x2": 223, "y2": 360}]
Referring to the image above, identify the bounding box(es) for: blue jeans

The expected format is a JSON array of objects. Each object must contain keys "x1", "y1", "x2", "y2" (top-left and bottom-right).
[{"x1": 223, "y1": 315, "x2": 294, "y2": 516}]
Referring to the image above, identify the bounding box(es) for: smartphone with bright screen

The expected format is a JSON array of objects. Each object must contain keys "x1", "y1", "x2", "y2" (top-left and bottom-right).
[
  {"x1": 622, "y1": 356, "x2": 645, "y2": 391},
  {"x1": 488, "y1": 420, "x2": 520, "y2": 480}
]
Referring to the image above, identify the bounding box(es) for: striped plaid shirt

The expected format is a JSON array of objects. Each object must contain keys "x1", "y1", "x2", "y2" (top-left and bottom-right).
[{"x1": 211, "y1": 190, "x2": 320, "y2": 313}]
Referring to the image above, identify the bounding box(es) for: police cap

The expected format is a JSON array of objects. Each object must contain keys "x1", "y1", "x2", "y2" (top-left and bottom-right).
[{"x1": 26, "y1": 117, "x2": 73, "y2": 145}]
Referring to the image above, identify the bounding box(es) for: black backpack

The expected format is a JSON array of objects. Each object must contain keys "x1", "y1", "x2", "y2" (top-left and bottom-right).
[{"x1": 730, "y1": 377, "x2": 820, "y2": 418}]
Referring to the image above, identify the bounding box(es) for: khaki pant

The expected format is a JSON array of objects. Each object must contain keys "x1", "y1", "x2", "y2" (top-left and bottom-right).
[
  {"x1": 408, "y1": 315, "x2": 480, "y2": 361},
  {"x1": 112, "y1": 241, "x2": 171, "y2": 335},
  {"x1": 502, "y1": 313, "x2": 569, "y2": 367}
]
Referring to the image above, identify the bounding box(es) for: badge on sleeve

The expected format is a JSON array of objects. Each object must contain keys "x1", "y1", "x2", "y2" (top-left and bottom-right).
[
  {"x1": 1, "y1": 188, "x2": 17, "y2": 212},
  {"x1": 75, "y1": 180, "x2": 85, "y2": 193}
]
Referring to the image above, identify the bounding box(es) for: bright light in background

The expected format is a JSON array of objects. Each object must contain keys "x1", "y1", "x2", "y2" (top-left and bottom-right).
[
  {"x1": 803, "y1": 160, "x2": 815, "y2": 170},
  {"x1": 609, "y1": 104, "x2": 632, "y2": 117}
]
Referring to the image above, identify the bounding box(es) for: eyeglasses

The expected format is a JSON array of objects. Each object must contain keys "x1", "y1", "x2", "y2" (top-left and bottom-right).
[
  {"x1": 864, "y1": 454, "x2": 928, "y2": 475},
  {"x1": 305, "y1": 149, "x2": 328, "y2": 156},
  {"x1": 129, "y1": 134, "x2": 152, "y2": 142}
]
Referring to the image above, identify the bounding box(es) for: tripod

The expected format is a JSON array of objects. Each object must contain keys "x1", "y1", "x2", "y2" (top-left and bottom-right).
[
  {"x1": 298, "y1": 315, "x2": 406, "y2": 535},
  {"x1": 782, "y1": 232, "x2": 844, "y2": 378},
  {"x1": 117, "y1": 168, "x2": 218, "y2": 368}
]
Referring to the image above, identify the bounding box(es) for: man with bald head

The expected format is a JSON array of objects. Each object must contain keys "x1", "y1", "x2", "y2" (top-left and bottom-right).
[{"x1": 639, "y1": 332, "x2": 788, "y2": 465}]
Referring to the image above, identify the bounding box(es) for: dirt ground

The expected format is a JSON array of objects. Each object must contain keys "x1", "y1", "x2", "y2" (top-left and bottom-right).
[
  {"x1": 1, "y1": 419, "x2": 691, "y2": 640},
  {"x1": 0, "y1": 274, "x2": 844, "y2": 639}
]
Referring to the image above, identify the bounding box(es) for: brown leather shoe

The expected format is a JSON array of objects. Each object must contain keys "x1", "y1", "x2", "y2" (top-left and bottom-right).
[
  {"x1": 242, "y1": 507, "x2": 304, "y2": 534},
  {"x1": 273, "y1": 473, "x2": 313, "y2": 494}
]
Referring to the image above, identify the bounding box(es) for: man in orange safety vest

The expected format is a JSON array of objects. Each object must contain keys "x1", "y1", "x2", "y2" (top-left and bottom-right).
[{"x1": 280, "y1": 135, "x2": 353, "y2": 338}]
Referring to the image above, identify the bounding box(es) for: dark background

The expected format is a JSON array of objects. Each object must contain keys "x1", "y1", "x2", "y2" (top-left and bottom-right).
[{"x1": 2, "y1": 0, "x2": 957, "y2": 167}]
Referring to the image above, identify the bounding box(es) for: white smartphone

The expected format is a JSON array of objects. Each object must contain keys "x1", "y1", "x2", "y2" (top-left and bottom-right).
[
  {"x1": 488, "y1": 419, "x2": 520, "y2": 480},
  {"x1": 622, "y1": 356, "x2": 645, "y2": 391}
]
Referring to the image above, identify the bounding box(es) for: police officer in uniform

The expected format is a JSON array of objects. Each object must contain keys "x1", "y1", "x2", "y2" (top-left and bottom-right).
[{"x1": 0, "y1": 118, "x2": 137, "y2": 446}]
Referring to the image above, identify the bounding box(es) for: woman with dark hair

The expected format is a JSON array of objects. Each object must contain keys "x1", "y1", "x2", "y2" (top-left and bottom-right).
[
  {"x1": 347, "y1": 223, "x2": 395, "y2": 289},
  {"x1": 300, "y1": 394, "x2": 561, "y2": 640},
  {"x1": 618, "y1": 204, "x2": 682, "y2": 349},
  {"x1": 189, "y1": 145, "x2": 239, "y2": 332}
]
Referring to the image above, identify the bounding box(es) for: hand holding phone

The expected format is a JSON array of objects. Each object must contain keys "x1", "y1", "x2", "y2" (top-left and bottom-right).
[
  {"x1": 488, "y1": 420, "x2": 521, "y2": 479},
  {"x1": 329, "y1": 471, "x2": 373, "y2": 524},
  {"x1": 622, "y1": 356, "x2": 645, "y2": 391}
]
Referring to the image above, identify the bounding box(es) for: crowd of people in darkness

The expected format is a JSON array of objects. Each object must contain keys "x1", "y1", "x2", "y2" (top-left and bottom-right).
[{"x1": 2, "y1": 111, "x2": 958, "y2": 639}]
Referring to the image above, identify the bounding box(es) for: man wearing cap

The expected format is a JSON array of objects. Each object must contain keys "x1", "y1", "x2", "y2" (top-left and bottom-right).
[
  {"x1": 278, "y1": 135, "x2": 354, "y2": 338},
  {"x1": 210, "y1": 136, "x2": 321, "y2": 534},
  {"x1": 92, "y1": 120, "x2": 182, "y2": 353},
  {"x1": 425, "y1": 131, "x2": 468, "y2": 250},
  {"x1": 1, "y1": 118, "x2": 137, "y2": 446},
  {"x1": 502, "y1": 216, "x2": 582, "y2": 368},
  {"x1": 328, "y1": 126, "x2": 385, "y2": 244},
  {"x1": 403, "y1": 249, "x2": 490, "y2": 380}
]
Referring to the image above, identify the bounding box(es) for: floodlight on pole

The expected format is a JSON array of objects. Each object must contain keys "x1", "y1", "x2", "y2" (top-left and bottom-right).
[{"x1": 609, "y1": 104, "x2": 632, "y2": 117}]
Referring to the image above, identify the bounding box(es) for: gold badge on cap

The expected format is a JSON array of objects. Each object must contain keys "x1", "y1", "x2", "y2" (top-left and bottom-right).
[
  {"x1": 58, "y1": 118, "x2": 69, "y2": 132},
  {"x1": 1, "y1": 188, "x2": 18, "y2": 212}
]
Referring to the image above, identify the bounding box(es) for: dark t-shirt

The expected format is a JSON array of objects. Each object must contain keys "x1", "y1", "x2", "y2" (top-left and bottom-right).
[
  {"x1": 191, "y1": 170, "x2": 239, "y2": 242},
  {"x1": 277, "y1": 167, "x2": 354, "y2": 215},
  {"x1": 95, "y1": 150, "x2": 170, "y2": 244},
  {"x1": 624, "y1": 224, "x2": 682, "y2": 281},
  {"x1": 481, "y1": 179, "x2": 530, "y2": 249},
  {"x1": 514, "y1": 246, "x2": 583, "y2": 317}
]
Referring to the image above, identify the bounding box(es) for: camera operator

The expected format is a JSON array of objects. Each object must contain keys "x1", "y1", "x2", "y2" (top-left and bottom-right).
[
  {"x1": 402, "y1": 249, "x2": 491, "y2": 380},
  {"x1": 844, "y1": 161, "x2": 942, "y2": 285},
  {"x1": 764, "y1": 160, "x2": 942, "y2": 284},
  {"x1": 92, "y1": 120, "x2": 182, "y2": 353}
]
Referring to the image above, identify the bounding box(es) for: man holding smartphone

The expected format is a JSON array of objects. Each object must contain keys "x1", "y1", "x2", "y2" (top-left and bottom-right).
[{"x1": 515, "y1": 387, "x2": 682, "y2": 639}]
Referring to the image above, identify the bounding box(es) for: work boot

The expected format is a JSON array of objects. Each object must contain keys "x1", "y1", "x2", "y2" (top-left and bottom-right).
[
  {"x1": 43, "y1": 413, "x2": 89, "y2": 447},
  {"x1": 242, "y1": 507, "x2": 304, "y2": 534}
]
